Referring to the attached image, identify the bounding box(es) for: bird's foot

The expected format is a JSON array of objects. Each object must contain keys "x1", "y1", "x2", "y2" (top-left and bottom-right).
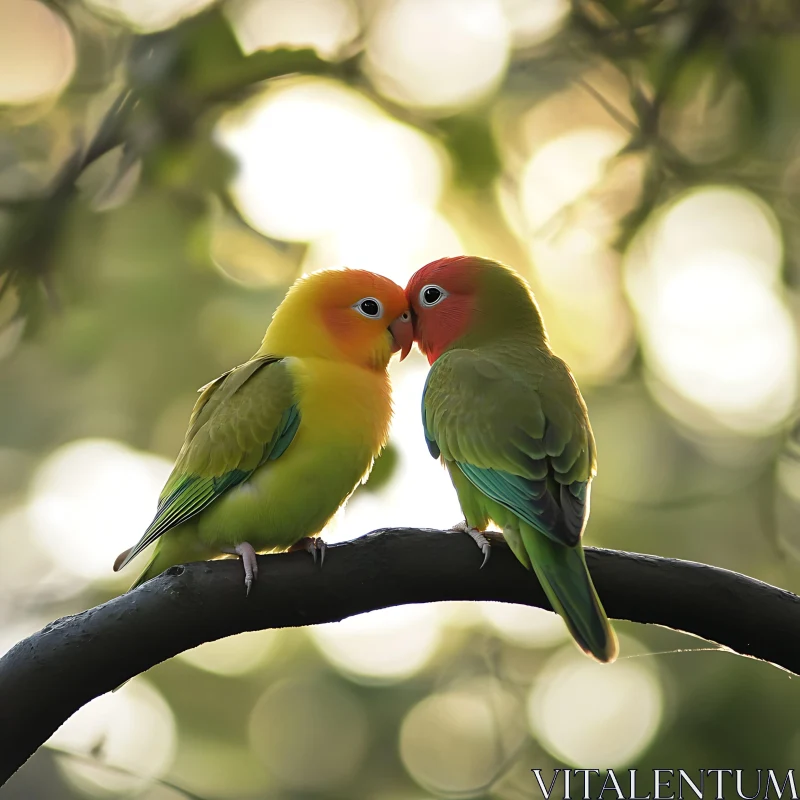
[
  {"x1": 450, "y1": 521, "x2": 491, "y2": 569},
  {"x1": 289, "y1": 536, "x2": 327, "y2": 567},
  {"x1": 222, "y1": 542, "x2": 259, "y2": 595}
]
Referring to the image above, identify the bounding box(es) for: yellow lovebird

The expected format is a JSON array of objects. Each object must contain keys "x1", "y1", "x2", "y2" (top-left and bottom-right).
[{"x1": 114, "y1": 269, "x2": 413, "y2": 593}]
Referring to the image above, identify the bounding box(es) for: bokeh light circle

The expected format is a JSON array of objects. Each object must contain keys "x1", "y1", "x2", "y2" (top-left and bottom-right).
[
  {"x1": 626, "y1": 186, "x2": 796, "y2": 433},
  {"x1": 0, "y1": 507, "x2": 59, "y2": 597},
  {"x1": 503, "y1": 0, "x2": 570, "y2": 46},
  {"x1": 528, "y1": 641, "x2": 663, "y2": 766},
  {"x1": 653, "y1": 186, "x2": 783, "y2": 284},
  {"x1": 27, "y1": 439, "x2": 172, "y2": 582},
  {"x1": 219, "y1": 79, "x2": 444, "y2": 242},
  {"x1": 310, "y1": 604, "x2": 443, "y2": 683},
  {"x1": 303, "y1": 204, "x2": 462, "y2": 287},
  {"x1": 0, "y1": 0, "x2": 76, "y2": 105},
  {"x1": 83, "y1": 0, "x2": 215, "y2": 32},
  {"x1": 643, "y1": 254, "x2": 796, "y2": 426},
  {"x1": 365, "y1": 0, "x2": 510, "y2": 113},
  {"x1": 226, "y1": 0, "x2": 359, "y2": 58},
  {"x1": 400, "y1": 679, "x2": 524, "y2": 794},
  {"x1": 512, "y1": 127, "x2": 635, "y2": 383},
  {"x1": 249, "y1": 677, "x2": 368, "y2": 790},
  {"x1": 521, "y1": 127, "x2": 626, "y2": 230},
  {"x1": 480, "y1": 601, "x2": 568, "y2": 648},
  {"x1": 48, "y1": 679, "x2": 177, "y2": 796},
  {"x1": 179, "y1": 630, "x2": 280, "y2": 676}
]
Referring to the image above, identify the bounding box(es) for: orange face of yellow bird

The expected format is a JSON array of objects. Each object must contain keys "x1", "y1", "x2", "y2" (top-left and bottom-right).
[
  {"x1": 316, "y1": 270, "x2": 413, "y2": 370},
  {"x1": 262, "y1": 269, "x2": 412, "y2": 369}
]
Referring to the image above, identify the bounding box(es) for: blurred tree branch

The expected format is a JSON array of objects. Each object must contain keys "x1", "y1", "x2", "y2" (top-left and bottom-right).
[
  {"x1": 1, "y1": 528, "x2": 800, "y2": 782},
  {"x1": 0, "y1": 9, "x2": 341, "y2": 327}
]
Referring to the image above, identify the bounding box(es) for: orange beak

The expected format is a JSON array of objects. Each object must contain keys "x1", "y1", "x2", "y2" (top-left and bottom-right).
[{"x1": 388, "y1": 313, "x2": 413, "y2": 360}]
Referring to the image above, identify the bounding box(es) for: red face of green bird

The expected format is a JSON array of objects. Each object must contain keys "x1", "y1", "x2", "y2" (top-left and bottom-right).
[{"x1": 405, "y1": 256, "x2": 480, "y2": 364}]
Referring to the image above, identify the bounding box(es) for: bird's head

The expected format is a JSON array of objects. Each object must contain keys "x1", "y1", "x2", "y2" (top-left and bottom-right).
[
  {"x1": 405, "y1": 256, "x2": 546, "y2": 364},
  {"x1": 263, "y1": 269, "x2": 412, "y2": 370}
]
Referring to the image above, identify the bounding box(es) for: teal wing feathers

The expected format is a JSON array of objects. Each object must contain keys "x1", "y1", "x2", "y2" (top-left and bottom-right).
[
  {"x1": 421, "y1": 348, "x2": 596, "y2": 547},
  {"x1": 115, "y1": 356, "x2": 300, "y2": 570},
  {"x1": 420, "y1": 380, "x2": 440, "y2": 459}
]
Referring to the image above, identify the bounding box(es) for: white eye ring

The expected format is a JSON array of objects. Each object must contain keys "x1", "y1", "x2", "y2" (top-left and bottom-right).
[
  {"x1": 353, "y1": 297, "x2": 384, "y2": 319},
  {"x1": 420, "y1": 284, "x2": 448, "y2": 307}
]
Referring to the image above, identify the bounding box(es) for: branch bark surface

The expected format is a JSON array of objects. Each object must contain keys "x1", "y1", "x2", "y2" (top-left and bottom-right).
[{"x1": 1, "y1": 528, "x2": 799, "y2": 783}]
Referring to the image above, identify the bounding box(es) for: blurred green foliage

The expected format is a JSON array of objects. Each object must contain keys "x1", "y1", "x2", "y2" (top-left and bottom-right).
[{"x1": 4, "y1": 1, "x2": 800, "y2": 799}]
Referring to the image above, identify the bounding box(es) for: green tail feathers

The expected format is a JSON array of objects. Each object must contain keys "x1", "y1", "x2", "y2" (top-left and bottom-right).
[
  {"x1": 520, "y1": 524, "x2": 618, "y2": 663},
  {"x1": 129, "y1": 555, "x2": 164, "y2": 590},
  {"x1": 127, "y1": 537, "x2": 185, "y2": 591}
]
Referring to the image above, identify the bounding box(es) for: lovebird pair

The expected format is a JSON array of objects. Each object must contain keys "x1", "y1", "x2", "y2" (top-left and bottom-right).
[{"x1": 115, "y1": 258, "x2": 618, "y2": 663}]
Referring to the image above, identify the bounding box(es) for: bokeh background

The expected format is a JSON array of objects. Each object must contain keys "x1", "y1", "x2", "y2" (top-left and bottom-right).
[{"x1": 2, "y1": 0, "x2": 800, "y2": 797}]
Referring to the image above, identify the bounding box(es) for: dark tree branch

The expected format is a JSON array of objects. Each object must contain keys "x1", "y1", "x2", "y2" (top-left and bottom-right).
[{"x1": 2, "y1": 528, "x2": 800, "y2": 783}]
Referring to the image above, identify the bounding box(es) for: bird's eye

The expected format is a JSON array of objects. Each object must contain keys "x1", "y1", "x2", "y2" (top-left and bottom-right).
[
  {"x1": 420, "y1": 284, "x2": 447, "y2": 307},
  {"x1": 354, "y1": 297, "x2": 383, "y2": 318}
]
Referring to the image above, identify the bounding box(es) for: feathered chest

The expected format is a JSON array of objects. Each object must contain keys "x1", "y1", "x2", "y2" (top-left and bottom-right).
[{"x1": 286, "y1": 357, "x2": 393, "y2": 453}]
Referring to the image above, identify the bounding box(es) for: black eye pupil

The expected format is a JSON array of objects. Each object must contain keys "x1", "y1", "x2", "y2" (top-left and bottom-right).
[
  {"x1": 360, "y1": 299, "x2": 379, "y2": 316},
  {"x1": 424, "y1": 287, "x2": 441, "y2": 304}
]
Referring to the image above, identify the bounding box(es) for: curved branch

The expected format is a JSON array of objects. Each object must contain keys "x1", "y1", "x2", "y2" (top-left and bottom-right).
[{"x1": 2, "y1": 528, "x2": 799, "y2": 782}]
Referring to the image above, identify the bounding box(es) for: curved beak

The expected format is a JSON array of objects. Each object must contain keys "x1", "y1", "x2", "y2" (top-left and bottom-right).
[{"x1": 388, "y1": 313, "x2": 413, "y2": 361}]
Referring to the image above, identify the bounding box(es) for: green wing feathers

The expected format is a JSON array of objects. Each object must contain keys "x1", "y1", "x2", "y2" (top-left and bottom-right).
[
  {"x1": 422, "y1": 349, "x2": 596, "y2": 547},
  {"x1": 114, "y1": 356, "x2": 300, "y2": 571},
  {"x1": 422, "y1": 347, "x2": 615, "y2": 663}
]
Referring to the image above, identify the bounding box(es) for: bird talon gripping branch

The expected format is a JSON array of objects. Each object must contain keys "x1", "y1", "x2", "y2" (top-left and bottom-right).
[
  {"x1": 221, "y1": 542, "x2": 258, "y2": 594},
  {"x1": 289, "y1": 536, "x2": 327, "y2": 567},
  {"x1": 450, "y1": 521, "x2": 492, "y2": 568}
]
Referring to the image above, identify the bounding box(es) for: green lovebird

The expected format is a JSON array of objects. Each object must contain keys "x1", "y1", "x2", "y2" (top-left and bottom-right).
[{"x1": 405, "y1": 256, "x2": 618, "y2": 662}]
